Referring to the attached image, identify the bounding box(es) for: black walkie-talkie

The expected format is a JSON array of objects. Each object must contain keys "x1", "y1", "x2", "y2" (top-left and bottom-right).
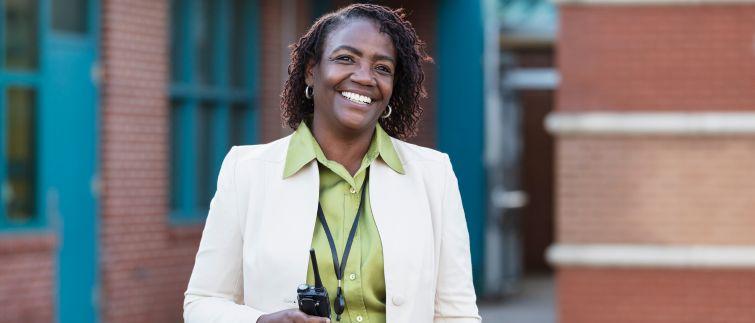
[{"x1": 297, "y1": 249, "x2": 331, "y2": 318}]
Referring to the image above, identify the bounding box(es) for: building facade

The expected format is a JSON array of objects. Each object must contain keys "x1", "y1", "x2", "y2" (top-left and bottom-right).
[{"x1": 547, "y1": 0, "x2": 755, "y2": 322}]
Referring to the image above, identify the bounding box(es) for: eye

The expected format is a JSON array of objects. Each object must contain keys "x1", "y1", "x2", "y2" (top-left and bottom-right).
[
  {"x1": 333, "y1": 55, "x2": 354, "y2": 63},
  {"x1": 376, "y1": 65, "x2": 393, "y2": 75}
]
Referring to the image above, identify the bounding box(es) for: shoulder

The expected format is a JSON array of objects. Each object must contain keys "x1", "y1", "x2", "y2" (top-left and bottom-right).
[
  {"x1": 389, "y1": 137, "x2": 457, "y2": 187},
  {"x1": 218, "y1": 135, "x2": 293, "y2": 195},
  {"x1": 217, "y1": 135, "x2": 292, "y2": 184},
  {"x1": 390, "y1": 137, "x2": 452, "y2": 168},
  {"x1": 228, "y1": 134, "x2": 293, "y2": 165}
]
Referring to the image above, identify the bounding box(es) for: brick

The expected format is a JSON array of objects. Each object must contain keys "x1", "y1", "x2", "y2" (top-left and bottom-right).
[
  {"x1": 557, "y1": 5, "x2": 755, "y2": 111},
  {"x1": 555, "y1": 136, "x2": 755, "y2": 245},
  {"x1": 0, "y1": 240, "x2": 55, "y2": 323},
  {"x1": 558, "y1": 267, "x2": 755, "y2": 323}
]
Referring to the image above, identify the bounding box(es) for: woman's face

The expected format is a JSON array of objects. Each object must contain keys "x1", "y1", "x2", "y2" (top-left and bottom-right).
[{"x1": 306, "y1": 18, "x2": 396, "y2": 136}]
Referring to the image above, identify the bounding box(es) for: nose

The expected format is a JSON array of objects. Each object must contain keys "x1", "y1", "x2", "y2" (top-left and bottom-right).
[{"x1": 350, "y1": 62, "x2": 376, "y2": 86}]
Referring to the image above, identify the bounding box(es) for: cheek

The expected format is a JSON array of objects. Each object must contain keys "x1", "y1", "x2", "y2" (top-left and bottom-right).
[
  {"x1": 312, "y1": 66, "x2": 337, "y2": 93},
  {"x1": 381, "y1": 82, "x2": 394, "y2": 103},
  {"x1": 320, "y1": 64, "x2": 350, "y2": 86}
]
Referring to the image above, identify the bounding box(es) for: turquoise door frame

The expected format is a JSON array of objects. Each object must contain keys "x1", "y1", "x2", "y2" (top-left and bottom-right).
[
  {"x1": 41, "y1": 0, "x2": 100, "y2": 322},
  {"x1": 437, "y1": 0, "x2": 486, "y2": 293}
]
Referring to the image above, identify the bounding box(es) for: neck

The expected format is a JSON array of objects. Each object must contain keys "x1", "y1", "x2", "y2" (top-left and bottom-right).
[{"x1": 310, "y1": 118, "x2": 375, "y2": 176}]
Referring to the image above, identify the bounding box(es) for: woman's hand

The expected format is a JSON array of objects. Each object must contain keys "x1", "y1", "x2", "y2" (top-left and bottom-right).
[{"x1": 256, "y1": 309, "x2": 330, "y2": 323}]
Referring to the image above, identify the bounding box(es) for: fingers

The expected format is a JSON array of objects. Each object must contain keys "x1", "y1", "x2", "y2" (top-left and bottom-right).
[
  {"x1": 299, "y1": 312, "x2": 329, "y2": 323},
  {"x1": 305, "y1": 316, "x2": 330, "y2": 323},
  {"x1": 285, "y1": 310, "x2": 330, "y2": 323}
]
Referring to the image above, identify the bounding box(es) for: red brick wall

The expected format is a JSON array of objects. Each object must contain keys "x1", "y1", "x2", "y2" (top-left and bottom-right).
[
  {"x1": 558, "y1": 267, "x2": 755, "y2": 323},
  {"x1": 555, "y1": 3, "x2": 755, "y2": 245},
  {"x1": 259, "y1": 0, "x2": 287, "y2": 142},
  {"x1": 557, "y1": 5, "x2": 755, "y2": 112},
  {"x1": 554, "y1": 3, "x2": 755, "y2": 323},
  {"x1": 0, "y1": 236, "x2": 55, "y2": 323},
  {"x1": 556, "y1": 135, "x2": 755, "y2": 245},
  {"x1": 101, "y1": 1, "x2": 198, "y2": 322}
]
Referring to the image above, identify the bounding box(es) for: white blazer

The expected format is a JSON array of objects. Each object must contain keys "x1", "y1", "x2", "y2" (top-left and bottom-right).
[{"x1": 184, "y1": 134, "x2": 481, "y2": 323}]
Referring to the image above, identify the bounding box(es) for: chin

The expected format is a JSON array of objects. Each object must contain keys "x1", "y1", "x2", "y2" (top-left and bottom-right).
[{"x1": 335, "y1": 112, "x2": 374, "y2": 133}]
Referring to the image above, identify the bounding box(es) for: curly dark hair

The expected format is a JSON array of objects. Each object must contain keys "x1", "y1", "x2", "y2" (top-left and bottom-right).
[{"x1": 281, "y1": 3, "x2": 432, "y2": 139}]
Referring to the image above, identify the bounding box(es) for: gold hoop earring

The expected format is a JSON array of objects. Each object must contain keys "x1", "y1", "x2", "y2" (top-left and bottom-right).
[
  {"x1": 305, "y1": 85, "x2": 313, "y2": 99},
  {"x1": 381, "y1": 105, "x2": 392, "y2": 119}
]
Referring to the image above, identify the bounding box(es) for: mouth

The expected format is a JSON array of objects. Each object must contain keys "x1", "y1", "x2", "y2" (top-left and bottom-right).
[{"x1": 340, "y1": 91, "x2": 374, "y2": 105}]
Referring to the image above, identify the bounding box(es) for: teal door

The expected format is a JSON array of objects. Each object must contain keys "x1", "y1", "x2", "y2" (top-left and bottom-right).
[{"x1": 42, "y1": 0, "x2": 100, "y2": 322}]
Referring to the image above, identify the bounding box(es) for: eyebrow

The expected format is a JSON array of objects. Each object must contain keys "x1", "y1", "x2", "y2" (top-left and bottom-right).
[{"x1": 331, "y1": 45, "x2": 396, "y2": 64}]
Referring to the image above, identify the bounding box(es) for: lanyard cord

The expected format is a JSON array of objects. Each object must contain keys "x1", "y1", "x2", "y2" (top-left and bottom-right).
[{"x1": 316, "y1": 168, "x2": 369, "y2": 320}]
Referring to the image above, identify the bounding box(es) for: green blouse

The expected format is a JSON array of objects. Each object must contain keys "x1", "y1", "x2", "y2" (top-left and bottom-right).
[{"x1": 282, "y1": 122, "x2": 404, "y2": 323}]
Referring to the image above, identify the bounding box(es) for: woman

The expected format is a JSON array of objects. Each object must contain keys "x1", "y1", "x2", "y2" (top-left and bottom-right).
[{"x1": 184, "y1": 4, "x2": 480, "y2": 323}]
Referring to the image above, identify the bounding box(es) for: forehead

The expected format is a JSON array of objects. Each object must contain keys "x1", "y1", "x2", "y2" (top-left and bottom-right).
[{"x1": 323, "y1": 18, "x2": 396, "y2": 58}]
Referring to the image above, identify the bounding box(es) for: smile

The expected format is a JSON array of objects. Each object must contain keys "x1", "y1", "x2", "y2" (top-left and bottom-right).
[{"x1": 340, "y1": 91, "x2": 373, "y2": 105}]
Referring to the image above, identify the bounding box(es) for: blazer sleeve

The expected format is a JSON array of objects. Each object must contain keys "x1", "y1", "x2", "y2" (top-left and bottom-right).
[
  {"x1": 184, "y1": 146, "x2": 266, "y2": 323},
  {"x1": 434, "y1": 155, "x2": 482, "y2": 323}
]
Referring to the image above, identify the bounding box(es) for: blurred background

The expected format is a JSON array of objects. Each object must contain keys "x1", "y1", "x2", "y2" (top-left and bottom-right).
[{"x1": 1, "y1": 0, "x2": 754, "y2": 322}]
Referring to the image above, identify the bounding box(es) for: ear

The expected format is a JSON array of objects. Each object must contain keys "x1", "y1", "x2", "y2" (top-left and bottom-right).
[{"x1": 305, "y1": 59, "x2": 316, "y2": 86}]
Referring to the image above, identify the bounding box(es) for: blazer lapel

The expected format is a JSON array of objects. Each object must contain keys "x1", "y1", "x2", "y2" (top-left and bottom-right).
[
  {"x1": 370, "y1": 160, "x2": 433, "y2": 320},
  {"x1": 254, "y1": 160, "x2": 320, "y2": 306}
]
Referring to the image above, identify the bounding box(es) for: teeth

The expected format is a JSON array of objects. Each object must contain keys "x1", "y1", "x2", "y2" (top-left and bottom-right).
[{"x1": 341, "y1": 91, "x2": 372, "y2": 104}]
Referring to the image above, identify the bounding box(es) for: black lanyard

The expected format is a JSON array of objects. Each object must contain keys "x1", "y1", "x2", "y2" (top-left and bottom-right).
[{"x1": 316, "y1": 168, "x2": 369, "y2": 321}]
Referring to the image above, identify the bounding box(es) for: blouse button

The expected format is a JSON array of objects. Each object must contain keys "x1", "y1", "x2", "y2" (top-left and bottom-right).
[
  {"x1": 349, "y1": 273, "x2": 357, "y2": 280},
  {"x1": 349, "y1": 187, "x2": 357, "y2": 194},
  {"x1": 356, "y1": 315, "x2": 364, "y2": 322}
]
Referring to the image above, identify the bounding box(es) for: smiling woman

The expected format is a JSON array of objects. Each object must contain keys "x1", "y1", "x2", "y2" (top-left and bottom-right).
[
  {"x1": 184, "y1": 4, "x2": 481, "y2": 323},
  {"x1": 303, "y1": 18, "x2": 398, "y2": 173}
]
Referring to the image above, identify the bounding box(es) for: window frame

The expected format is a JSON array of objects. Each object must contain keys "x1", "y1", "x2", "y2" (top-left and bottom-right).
[
  {"x1": 169, "y1": 0, "x2": 259, "y2": 224},
  {"x1": 0, "y1": 0, "x2": 45, "y2": 231}
]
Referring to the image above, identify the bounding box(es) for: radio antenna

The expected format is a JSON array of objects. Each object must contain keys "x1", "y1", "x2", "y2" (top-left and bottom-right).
[{"x1": 309, "y1": 249, "x2": 324, "y2": 288}]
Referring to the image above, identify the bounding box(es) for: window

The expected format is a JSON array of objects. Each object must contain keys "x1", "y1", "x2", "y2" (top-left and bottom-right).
[
  {"x1": 4, "y1": 0, "x2": 38, "y2": 70},
  {"x1": 169, "y1": 0, "x2": 258, "y2": 222},
  {"x1": 1, "y1": 0, "x2": 40, "y2": 229},
  {"x1": 52, "y1": 0, "x2": 88, "y2": 33}
]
